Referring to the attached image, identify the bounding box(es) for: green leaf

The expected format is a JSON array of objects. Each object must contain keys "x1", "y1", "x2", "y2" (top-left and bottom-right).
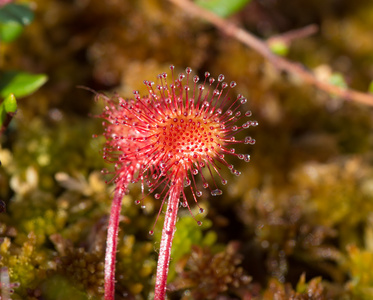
[
  {"x1": 0, "y1": 21, "x2": 23, "y2": 42},
  {"x1": 0, "y1": 3, "x2": 34, "y2": 26},
  {"x1": 0, "y1": 3, "x2": 34, "y2": 42},
  {"x1": 329, "y1": 73, "x2": 347, "y2": 89},
  {"x1": 269, "y1": 40, "x2": 289, "y2": 56},
  {"x1": 195, "y1": 0, "x2": 251, "y2": 18},
  {"x1": 368, "y1": 80, "x2": 373, "y2": 94},
  {"x1": 0, "y1": 71, "x2": 48, "y2": 98},
  {"x1": 3, "y1": 93, "x2": 17, "y2": 113},
  {"x1": 0, "y1": 93, "x2": 17, "y2": 130}
]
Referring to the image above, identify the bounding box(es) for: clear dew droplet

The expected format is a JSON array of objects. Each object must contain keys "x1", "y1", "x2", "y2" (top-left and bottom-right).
[
  {"x1": 244, "y1": 154, "x2": 251, "y2": 162},
  {"x1": 197, "y1": 221, "x2": 202, "y2": 226},
  {"x1": 155, "y1": 193, "x2": 161, "y2": 199},
  {"x1": 245, "y1": 110, "x2": 252, "y2": 117},
  {"x1": 234, "y1": 170, "x2": 241, "y2": 176},
  {"x1": 244, "y1": 137, "x2": 252, "y2": 144},
  {"x1": 186, "y1": 67, "x2": 192, "y2": 74},
  {"x1": 193, "y1": 75, "x2": 199, "y2": 83},
  {"x1": 141, "y1": 205, "x2": 146, "y2": 209},
  {"x1": 203, "y1": 183, "x2": 209, "y2": 188},
  {"x1": 240, "y1": 98, "x2": 247, "y2": 104},
  {"x1": 211, "y1": 189, "x2": 223, "y2": 196},
  {"x1": 242, "y1": 122, "x2": 250, "y2": 129},
  {"x1": 135, "y1": 200, "x2": 140, "y2": 205},
  {"x1": 149, "y1": 230, "x2": 154, "y2": 235},
  {"x1": 196, "y1": 190, "x2": 202, "y2": 197},
  {"x1": 251, "y1": 120, "x2": 259, "y2": 126},
  {"x1": 199, "y1": 208, "x2": 205, "y2": 213},
  {"x1": 221, "y1": 179, "x2": 228, "y2": 185},
  {"x1": 192, "y1": 169, "x2": 199, "y2": 175},
  {"x1": 230, "y1": 81, "x2": 237, "y2": 88},
  {"x1": 184, "y1": 178, "x2": 191, "y2": 187}
]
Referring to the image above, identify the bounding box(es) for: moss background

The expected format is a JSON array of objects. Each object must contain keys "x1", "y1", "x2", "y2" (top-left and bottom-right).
[{"x1": 1, "y1": 0, "x2": 373, "y2": 299}]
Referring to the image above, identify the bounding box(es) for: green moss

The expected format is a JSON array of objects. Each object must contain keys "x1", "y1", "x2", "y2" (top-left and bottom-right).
[
  {"x1": 155, "y1": 209, "x2": 218, "y2": 282},
  {"x1": 346, "y1": 245, "x2": 373, "y2": 300},
  {"x1": 169, "y1": 242, "x2": 251, "y2": 299}
]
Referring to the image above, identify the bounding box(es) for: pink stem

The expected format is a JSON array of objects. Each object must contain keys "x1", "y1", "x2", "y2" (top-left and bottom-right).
[
  {"x1": 104, "y1": 186, "x2": 125, "y2": 300},
  {"x1": 154, "y1": 181, "x2": 182, "y2": 300}
]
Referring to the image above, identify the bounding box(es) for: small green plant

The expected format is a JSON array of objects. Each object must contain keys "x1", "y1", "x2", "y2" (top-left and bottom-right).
[{"x1": 0, "y1": 1, "x2": 47, "y2": 136}]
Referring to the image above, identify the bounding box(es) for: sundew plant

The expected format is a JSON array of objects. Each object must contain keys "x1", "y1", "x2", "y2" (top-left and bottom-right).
[{"x1": 98, "y1": 66, "x2": 257, "y2": 299}]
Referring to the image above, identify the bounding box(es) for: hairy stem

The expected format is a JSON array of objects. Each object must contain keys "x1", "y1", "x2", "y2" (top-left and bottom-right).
[
  {"x1": 154, "y1": 181, "x2": 182, "y2": 300},
  {"x1": 104, "y1": 186, "x2": 125, "y2": 300}
]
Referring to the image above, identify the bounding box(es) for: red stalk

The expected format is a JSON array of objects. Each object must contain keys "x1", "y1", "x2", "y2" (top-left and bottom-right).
[
  {"x1": 154, "y1": 180, "x2": 183, "y2": 300},
  {"x1": 104, "y1": 186, "x2": 125, "y2": 300}
]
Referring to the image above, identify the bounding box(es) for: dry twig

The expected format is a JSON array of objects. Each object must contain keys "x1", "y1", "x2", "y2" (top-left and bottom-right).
[
  {"x1": 169, "y1": 0, "x2": 373, "y2": 106},
  {"x1": 266, "y1": 24, "x2": 318, "y2": 46}
]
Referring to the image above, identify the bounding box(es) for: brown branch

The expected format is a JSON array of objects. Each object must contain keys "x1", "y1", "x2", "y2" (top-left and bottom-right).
[
  {"x1": 266, "y1": 24, "x2": 318, "y2": 45},
  {"x1": 169, "y1": 0, "x2": 373, "y2": 106}
]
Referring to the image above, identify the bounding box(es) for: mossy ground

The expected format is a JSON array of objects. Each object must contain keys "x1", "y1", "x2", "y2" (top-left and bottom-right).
[{"x1": 1, "y1": 0, "x2": 373, "y2": 299}]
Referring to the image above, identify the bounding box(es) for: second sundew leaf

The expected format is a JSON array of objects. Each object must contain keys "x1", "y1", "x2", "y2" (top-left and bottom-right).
[
  {"x1": 195, "y1": 0, "x2": 251, "y2": 18},
  {"x1": 0, "y1": 71, "x2": 48, "y2": 98}
]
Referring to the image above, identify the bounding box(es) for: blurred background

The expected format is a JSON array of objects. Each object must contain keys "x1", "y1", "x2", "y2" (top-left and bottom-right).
[{"x1": 1, "y1": 0, "x2": 373, "y2": 299}]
